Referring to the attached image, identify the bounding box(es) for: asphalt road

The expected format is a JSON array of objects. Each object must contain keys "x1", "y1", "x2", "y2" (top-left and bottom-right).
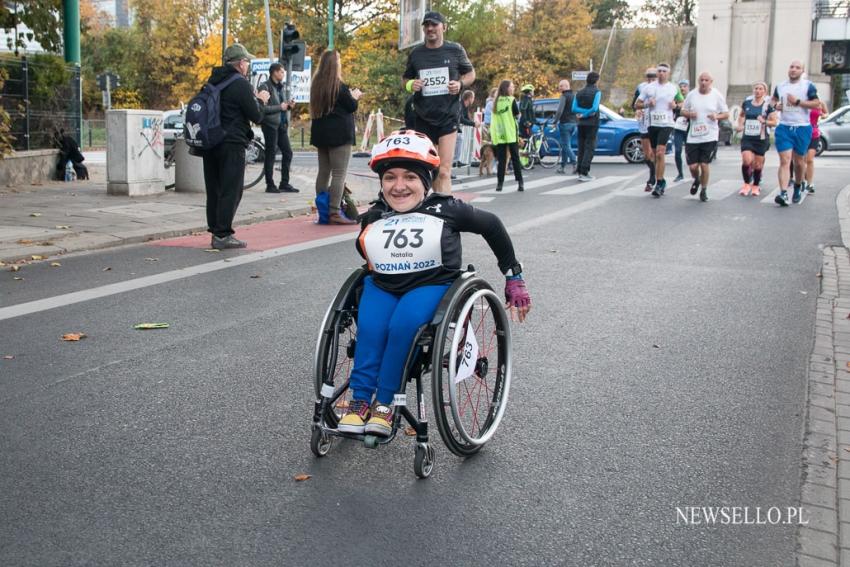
[{"x1": 2, "y1": 147, "x2": 849, "y2": 566}]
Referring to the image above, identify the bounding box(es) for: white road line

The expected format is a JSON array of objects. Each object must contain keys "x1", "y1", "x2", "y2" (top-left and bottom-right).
[
  {"x1": 618, "y1": 177, "x2": 689, "y2": 197},
  {"x1": 476, "y1": 175, "x2": 571, "y2": 195},
  {"x1": 473, "y1": 196, "x2": 495, "y2": 203},
  {"x1": 0, "y1": 233, "x2": 355, "y2": 322},
  {"x1": 542, "y1": 176, "x2": 631, "y2": 195},
  {"x1": 682, "y1": 179, "x2": 740, "y2": 200},
  {"x1": 455, "y1": 177, "x2": 503, "y2": 190},
  {"x1": 0, "y1": 172, "x2": 645, "y2": 321}
]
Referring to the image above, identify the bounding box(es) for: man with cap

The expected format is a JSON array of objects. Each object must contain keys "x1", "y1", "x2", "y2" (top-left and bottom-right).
[
  {"x1": 402, "y1": 10, "x2": 475, "y2": 194},
  {"x1": 635, "y1": 62, "x2": 684, "y2": 197},
  {"x1": 202, "y1": 43, "x2": 270, "y2": 249},
  {"x1": 258, "y1": 62, "x2": 299, "y2": 194}
]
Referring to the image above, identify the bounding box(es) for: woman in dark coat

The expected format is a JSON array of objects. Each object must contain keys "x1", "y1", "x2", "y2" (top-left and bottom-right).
[{"x1": 310, "y1": 50, "x2": 363, "y2": 224}]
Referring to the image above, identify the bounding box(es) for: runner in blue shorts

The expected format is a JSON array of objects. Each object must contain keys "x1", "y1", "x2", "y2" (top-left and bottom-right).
[{"x1": 771, "y1": 59, "x2": 820, "y2": 206}]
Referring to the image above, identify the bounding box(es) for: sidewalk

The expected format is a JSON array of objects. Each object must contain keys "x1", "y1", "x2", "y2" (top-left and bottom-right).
[
  {"x1": 798, "y1": 184, "x2": 850, "y2": 566},
  {"x1": 0, "y1": 160, "x2": 380, "y2": 264}
]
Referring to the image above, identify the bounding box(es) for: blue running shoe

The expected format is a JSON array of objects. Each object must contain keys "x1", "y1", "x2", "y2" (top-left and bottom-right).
[
  {"x1": 775, "y1": 190, "x2": 790, "y2": 207},
  {"x1": 792, "y1": 185, "x2": 802, "y2": 204}
]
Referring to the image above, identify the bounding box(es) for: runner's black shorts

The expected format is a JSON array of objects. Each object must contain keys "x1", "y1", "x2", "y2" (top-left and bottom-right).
[
  {"x1": 685, "y1": 141, "x2": 718, "y2": 165},
  {"x1": 740, "y1": 137, "x2": 770, "y2": 156},
  {"x1": 414, "y1": 116, "x2": 459, "y2": 145},
  {"x1": 648, "y1": 126, "x2": 673, "y2": 147},
  {"x1": 640, "y1": 131, "x2": 650, "y2": 140},
  {"x1": 809, "y1": 136, "x2": 820, "y2": 151}
]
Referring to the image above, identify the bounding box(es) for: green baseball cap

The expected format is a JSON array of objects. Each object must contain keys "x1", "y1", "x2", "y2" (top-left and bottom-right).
[{"x1": 223, "y1": 43, "x2": 255, "y2": 63}]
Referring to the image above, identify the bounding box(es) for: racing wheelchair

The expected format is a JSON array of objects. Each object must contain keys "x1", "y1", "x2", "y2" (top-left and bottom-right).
[{"x1": 310, "y1": 266, "x2": 513, "y2": 478}]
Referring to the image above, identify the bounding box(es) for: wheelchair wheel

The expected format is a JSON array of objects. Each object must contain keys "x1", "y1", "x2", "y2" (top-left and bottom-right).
[
  {"x1": 311, "y1": 427, "x2": 332, "y2": 457},
  {"x1": 414, "y1": 443, "x2": 435, "y2": 479},
  {"x1": 314, "y1": 269, "x2": 365, "y2": 423},
  {"x1": 431, "y1": 277, "x2": 512, "y2": 456}
]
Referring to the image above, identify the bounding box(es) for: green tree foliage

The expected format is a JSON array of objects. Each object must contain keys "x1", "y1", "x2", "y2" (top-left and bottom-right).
[
  {"x1": 0, "y1": 0, "x2": 61, "y2": 53},
  {"x1": 585, "y1": 0, "x2": 633, "y2": 28},
  {"x1": 640, "y1": 0, "x2": 698, "y2": 26}
]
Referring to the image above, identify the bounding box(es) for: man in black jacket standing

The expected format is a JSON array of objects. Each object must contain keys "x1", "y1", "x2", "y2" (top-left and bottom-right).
[
  {"x1": 202, "y1": 43, "x2": 270, "y2": 249},
  {"x1": 552, "y1": 79, "x2": 577, "y2": 174},
  {"x1": 258, "y1": 62, "x2": 298, "y2": 193},
  {"x1": 572, "y1": 71, "x2": 602, "y2": 182}
]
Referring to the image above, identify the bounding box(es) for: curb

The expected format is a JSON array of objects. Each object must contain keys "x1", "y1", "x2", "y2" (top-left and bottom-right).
[{"x1": 796, "y1": 185, "x2": 850, "y2": 567}]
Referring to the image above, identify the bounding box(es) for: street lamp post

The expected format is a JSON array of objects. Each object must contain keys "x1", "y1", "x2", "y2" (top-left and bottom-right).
[{"x1": 328, "y1": 0, "x2": 335, "y2": 50}]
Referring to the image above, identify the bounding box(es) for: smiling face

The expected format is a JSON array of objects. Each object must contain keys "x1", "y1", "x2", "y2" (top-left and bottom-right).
[{"x1": 381, "y1": 167, "x2": 427, "y2": 212}]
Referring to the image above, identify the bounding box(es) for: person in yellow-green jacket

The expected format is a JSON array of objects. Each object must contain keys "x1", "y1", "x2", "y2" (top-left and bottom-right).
[{"x1": 490, "y1": 80, "x2": 525, "y2": 192}]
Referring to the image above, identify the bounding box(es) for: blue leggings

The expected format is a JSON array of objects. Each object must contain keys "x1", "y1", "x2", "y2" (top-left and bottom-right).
[{"x1": 349, "y1": 276, "x2": 450, "y2": 405}]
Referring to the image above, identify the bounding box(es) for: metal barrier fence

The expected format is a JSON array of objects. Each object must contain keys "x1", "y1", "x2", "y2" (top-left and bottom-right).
[{"x1": 0, "y1": 56, "x2": 81, "y2": 151}]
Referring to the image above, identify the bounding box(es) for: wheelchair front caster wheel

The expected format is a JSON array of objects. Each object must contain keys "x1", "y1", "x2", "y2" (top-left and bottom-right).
[
  {"x1": 414, "y1": 444, "x2": 435, "y2": 479},
  {"x1": 310, "y1": 428, "x2": 332, "y2": 457},
  {"x1": 363, "y1": 435, "x2": 379, "y2": 449}
]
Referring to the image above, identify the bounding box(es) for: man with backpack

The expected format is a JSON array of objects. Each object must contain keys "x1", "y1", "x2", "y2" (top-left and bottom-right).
[{"x1": 190, "y1": 43, "x2": 269, "y2": 249}]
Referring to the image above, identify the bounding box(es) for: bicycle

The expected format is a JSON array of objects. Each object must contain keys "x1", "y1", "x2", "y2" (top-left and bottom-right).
[
  {"x1": 163, "y1": 130, "x2": 265, "y2": 190},
  {"x1": 518, "y1": 121, "x2": 561, "y2": 170}
]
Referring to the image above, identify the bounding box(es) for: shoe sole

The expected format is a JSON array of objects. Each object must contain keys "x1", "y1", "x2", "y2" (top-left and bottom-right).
[
  {"x1": 364, "y1": 423, "x2": 392, "y2": 436},
  {"x1": 338, "y1": 423, "x2": 367, "y2": 434}
]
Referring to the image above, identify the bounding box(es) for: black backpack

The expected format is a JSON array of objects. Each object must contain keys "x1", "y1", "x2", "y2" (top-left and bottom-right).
[{"x1": 183, "y1": 73, "x2": 243, "y2": 151}]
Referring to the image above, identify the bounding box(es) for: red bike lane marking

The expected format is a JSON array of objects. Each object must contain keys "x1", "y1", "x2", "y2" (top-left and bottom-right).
[{"x1": 151, "y1": 192, "x2": 477, "y2": 251}]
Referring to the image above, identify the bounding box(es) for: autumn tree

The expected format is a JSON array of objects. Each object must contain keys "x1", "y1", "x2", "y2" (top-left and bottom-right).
[
  {"x1": 640, "y1": 0, "x2": 698, "y2": 26},
  {"x1": 0, "y1": 0, "x2": 61, "y2": 53},
  {"x1": 586, "y1": 0, "x2": 633, "y2": 28}
]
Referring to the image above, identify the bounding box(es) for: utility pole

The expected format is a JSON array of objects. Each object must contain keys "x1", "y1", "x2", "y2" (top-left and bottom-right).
[
  {"x1": 264, "y1": 0, "x2": 274, "y2": 60},
  {"x1": 328, "y1": 0, "x2": 335, "y2": 50},
  {"x1": 222, "y1": 0, "x2": 229, "y2": 64}
]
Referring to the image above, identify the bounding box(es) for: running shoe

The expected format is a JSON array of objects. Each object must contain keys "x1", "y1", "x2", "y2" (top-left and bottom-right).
[
  {"x1": 739, "y1": 183, "x2": 751, "y2": 196},
  {"x1": 699, "y1": 186, "x2": 708, "y2": 202},
  {"x1": 751, "y1": 185, "x2": 761, "y2": 197},
  {"x1": 689, "y1": 180, "x2": 699, "y2": 195},
  {"x1": 674, "y1": 174, "x2": 684, "y2": 182},
  {"x1": 365, "y1": 403, "x2": 394, "y2": 437},
  {"x1": 556, "y1": 166, "x2": 565, "y2": 174},
  {"x1": 644, "y1": 182, "x2": 653, "y2": 192},
  {"x1": 775, "y1": 190, "x2": 790, "y2": 207},
  {"x1": 807, "y1": 185, "x2": 815, "y2": 194},
  {"x1": 338, "y1": 399, "x2": 371, "y2": 434},
  {"x1": 792, "y1": 185, "x2": 802, "y2": 204}
]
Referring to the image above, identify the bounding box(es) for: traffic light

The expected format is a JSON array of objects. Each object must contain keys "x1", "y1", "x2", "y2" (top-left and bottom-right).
[
  {"x1": 280, "y1": 23, "x2": 306, "y2": 72},
  {"x1": 96, "y1": 72, "x2": 120, "y2": 91}
]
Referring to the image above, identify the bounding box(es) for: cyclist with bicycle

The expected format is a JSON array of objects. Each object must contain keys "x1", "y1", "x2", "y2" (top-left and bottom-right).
[{"x1": 336, "y1": 130, "x2": 531, "y2": 437}]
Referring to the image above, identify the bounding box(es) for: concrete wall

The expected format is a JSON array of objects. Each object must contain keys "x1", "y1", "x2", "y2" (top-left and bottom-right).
[
  {"x1": 0, "y1": 150, "x2": 58, "y2": 186},
  {"x1": 698, "y1": 0, "x2": 833, "y2": 107}
]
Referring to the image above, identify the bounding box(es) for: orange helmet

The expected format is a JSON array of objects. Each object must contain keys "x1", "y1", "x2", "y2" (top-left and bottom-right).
[{"x1": 369, "y1": 129, "x2": 440, "y2": 174}]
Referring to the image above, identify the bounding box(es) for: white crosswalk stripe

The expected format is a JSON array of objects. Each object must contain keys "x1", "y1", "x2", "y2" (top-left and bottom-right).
[
  {"x1": 476, "y1": 175, "x2": 571, "y2": 194},
  {"x1": 541, "y1": 176, "x2": 632, "y2": 195}
]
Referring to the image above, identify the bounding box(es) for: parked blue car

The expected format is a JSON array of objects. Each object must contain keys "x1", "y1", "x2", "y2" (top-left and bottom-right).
[{"x1": 531, "y1": 99, "x2": 663, "y2": 163}]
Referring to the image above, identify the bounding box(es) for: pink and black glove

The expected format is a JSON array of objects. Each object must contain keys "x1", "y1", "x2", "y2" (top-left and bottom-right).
[{"x1": 505, "y1": 275, "x2": 531, "y2": 322}]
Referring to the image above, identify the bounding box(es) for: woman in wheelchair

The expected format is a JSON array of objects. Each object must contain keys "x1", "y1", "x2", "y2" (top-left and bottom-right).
[{"x1": 337, "y1": 130, "x2": 531, "y2": 437}]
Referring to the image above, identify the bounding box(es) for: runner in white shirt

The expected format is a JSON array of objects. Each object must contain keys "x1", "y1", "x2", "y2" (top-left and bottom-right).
[
  {"x1": 680, "y1": 72, "x2": 729, "y2": 202},
  {"x1": 631, "y1": 68, "x2": 657, "y2": 192},
  {"x1": 635, "y1": 62, "x2": 684, "y2": 196},
  {"x1": 770, "y1": 59, "x2": 820, "y2": 206}
]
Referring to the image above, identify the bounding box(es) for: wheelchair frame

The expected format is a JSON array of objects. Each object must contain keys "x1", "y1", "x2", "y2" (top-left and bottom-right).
[{"x1": 310, "y1": 266, "x2": 513, "y2": 478}]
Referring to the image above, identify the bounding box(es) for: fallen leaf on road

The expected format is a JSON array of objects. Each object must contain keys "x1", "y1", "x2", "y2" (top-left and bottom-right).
[
  {"x1": 31, "y1": 255, "x2": 43, "y2": 260},
  {"x1": 204, "y1": 249, "x2": 220, "y2": 253},
  {"x1": 549, "y1": 249, "x2": 558, "y2": 253},
  {"x1": 29, "y1": 212, "x2": 41, "y2": 217},
  {"x1": 16, "y1": 239, "x2": 33, "y2": 244},
  {"x1": 2, "y1": 355, "x2": 13, "y2": 360},
  {"x1": 55, "y1": 225, "x2": 71, "y2": 229},
  {"x1": 652, "y1": 344, "x2": 660, "y2": 348},
  {"x1": 50, "y1": 262, "x2": 61, "y2": 267},
  {"x1": 61, "y1": 333, "x2": 87, "y2": 341},
  {"x1": 39, "y1": 241, "x2": 53, "y2": 246},
  {"x1": 250, "y1": 274, "x2": 261, "y2": 279},
  {"x1": 9, "y1": 265, "x2": 19, "y2": 272},
  {"x1": 102, "y1": 267, "x2": 111, "y2": 271},
  {"x1": 404, "y1": 426, "x2": 416, "y2": 436},
  {"x1": 144, "y1": 257, "x2": 159, "y2": 262},
  {"x1": 12, "y1": 276, "x2": 23, "y2": 281},
  {"x1": 133, "y1": 323, "x2": 170, "y2": 330},
  {"x1": 800, "y1": 291, "x2": 808, "y2": 295},
  {"x1": 294, "y1": 474, "x2": 312, "y2": 482}
]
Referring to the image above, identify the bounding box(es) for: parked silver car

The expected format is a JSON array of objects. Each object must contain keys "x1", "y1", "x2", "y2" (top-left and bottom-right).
[{"x1": 816, "y1": 105, "x2": 850, "y2": 155}]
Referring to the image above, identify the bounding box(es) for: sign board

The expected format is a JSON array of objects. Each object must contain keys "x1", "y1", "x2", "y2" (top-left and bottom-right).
[
  {"x1": 822, "y1": 41, "x2": 850, "y2": 74},
  {"x1": 250, "y1": 57, "x2": 313, "y2": 104},
  {"x1": 571, "y1": 71, "x2": 589, "y2": 81},
  {"x1": 399, "y1": 0, "x2": 429, "y2": 50}
]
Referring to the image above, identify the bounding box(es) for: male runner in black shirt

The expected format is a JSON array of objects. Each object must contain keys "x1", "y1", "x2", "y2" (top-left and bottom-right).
[{"x1": 402, "y1": 10, "x2": 475, "y2": 194}]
